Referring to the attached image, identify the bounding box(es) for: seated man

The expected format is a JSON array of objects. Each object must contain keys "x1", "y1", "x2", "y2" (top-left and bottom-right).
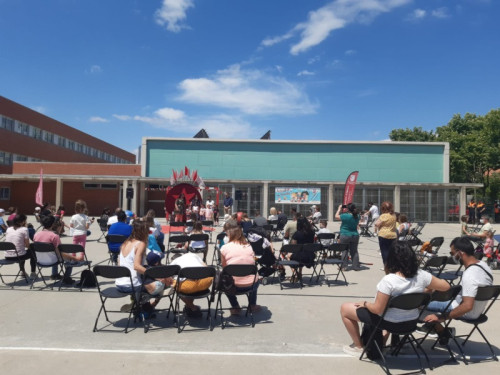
[
  {"x1": 252, "y1": 211, "x2": 268, "y2": 227},
  {"x1": 107, "y1": 211, "x2": 132, "y2": 263},
  {"x1": 308, "y1": 205, "x2": 322, "y2": 224},
  {"x1": 283, "y1": 212, "x2": 300, "y2": 244},
  {"x1": 421, "y1": 237, "x2": 494, "y2": 344},
  {"x1": 466, "y1": 214, "x2": 493, "y2": 240},
  {"x1": 0, "y1": 208, "x2": 7, "y2": 234},
  {"x1": 317, "y1": 219, "x2": 334, "y2": 247},
  {"x1": 33, "y1": 215, "x2": 79, "y2": 284}
]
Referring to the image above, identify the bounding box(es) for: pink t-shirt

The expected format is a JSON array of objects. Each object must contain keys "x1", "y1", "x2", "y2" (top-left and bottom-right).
[
  {"x1": 5, "y1": 227, "x2": 29, "y2": 257},
  {"x1": 221, "y1": 241, "x2": 256, "y2": 287},
  {"x1": 34, "y1": 230, "x2": 62, "y2": 265}
]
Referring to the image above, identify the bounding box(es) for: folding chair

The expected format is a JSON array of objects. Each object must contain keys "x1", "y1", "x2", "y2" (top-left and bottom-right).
[
  {"x1": 421, "y1": 255, "x2": 448, "y2": 278},
  {"x1": 214, "y1": 264, "x2": 259, "y2": 329},
  {"x1": 0, "y1": 242, "x2": 30, "y2": 287},
  {"x1": 93, "y1": 265, "x2": 138, "y2": 333},
  {"x1": 174, "y1": 266, "x2": 217, "y2": 333},
  {"x1": 105, "y1": 234, "x2": 128, "y2": 265},
  {"x1": 96, "y1": 218, "x2": 109, "y2": 242},
  {"x1": 201, "y1": 220, "x2": 214, "y2": 243},
  {"x1": 267, "y1": 219, "x2": 279, "y2": 240},
  {"x1": 418, "y1": 237, "x2": 444, "y2": 266},
  {"x1": 359, "y1": 218, "x2": 374, "y2": 237},
  {"x1": 316, "y1": 243, "x2": 349, "y2": 286},
  {"x1": 58, "y1": 244, "x2": 92, "y2": 291},
  {"x1": 139, "y1": 264, "x2": 180, "y2": 333},
  {"x1": 360, "y1": 293, "x2": 431, "y2": 375},
  {"x1": 276, "y1": 244, "x2": 304, "y2": 289},
  {"x1": 273, "y1": 218, "x2": 287, "y2": 240},
  {"x1": 262, "y1": 224, "x2": 273, "y2": 238},
  {"x1": 30, "y1": 242, "x2": 64, "y2": 290},
  {"x1": 302, "y1": 242, "x2": 322, "y2": 283},
  {"x1": 166, "y1": 234, "x2": 189, "y2": 263},
  {"x1": 453, "y1": 285, "x2": 500, "y2": 362},
  {"x1": 415, "y1": 285, "x2": 464, "y2": 367},
  {"x1": 188, "y1": 233, "x2": 209, "y2": 255},
  {"x1": 211, "y1": 232, "x2": 226, "y2": 266}
]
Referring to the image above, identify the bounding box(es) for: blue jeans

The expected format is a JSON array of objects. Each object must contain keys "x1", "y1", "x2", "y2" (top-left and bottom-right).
[
  {"x1": 225, "y1": 282, "x2": 259, "y2": 308},
  {"x1": 426, "y1": 300, "x2": 452, "y2": 313},
  {"x1": 51, "y1": 265, "x2": 72, "y2": 278}
]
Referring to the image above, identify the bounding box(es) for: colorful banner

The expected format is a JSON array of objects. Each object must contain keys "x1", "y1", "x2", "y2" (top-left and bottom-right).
[
  {"x1": 275, "y1": 187, "x2": 321, "y2": 204},
  {"x1": 343, "y1": 171, "x2": 359, "y2": 205}
]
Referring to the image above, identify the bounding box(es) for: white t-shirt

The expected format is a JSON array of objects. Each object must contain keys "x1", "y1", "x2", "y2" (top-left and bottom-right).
[
  {"x1": 451, "y1": 261, "x2": 493, "y2": 319},
  {"x1": 312, "y1": 211, "x2": 322, "y2": 223},
  {"x1": 206, "y1": 200, "x2": 215, "y2": 209},
  {"x1": 5, "y1": 227, "x2": 29, "y2": 257},
  {"x1": 376, "y1": 270, "x2": 432, "y2": 323},
  {"x1": 369, "y1": 205, "x2": 380, "y2": 220},
  {"x1": 317, "y1": 228, "x2": 334, "y2": 246},
  {"x1": 171, "y1": 253, "x2": 206, "y2": 281},
  {"x1": 70, "y1": 213, "x2": 88, "y2": 236},
  {"x1": 107, "y1": 215, "x2": 118, "y2": 226}
]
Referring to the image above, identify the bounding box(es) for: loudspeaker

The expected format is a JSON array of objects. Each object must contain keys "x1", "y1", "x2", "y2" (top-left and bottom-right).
[{"x1": 126, "y1": 187, "x2": 134, "y2": 199}]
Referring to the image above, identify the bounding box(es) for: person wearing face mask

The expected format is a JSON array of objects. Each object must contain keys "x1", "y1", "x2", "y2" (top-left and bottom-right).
[
  {"x1": 467, "y1": 215, "x2": 493, "y2": 240},
  {"x1": 418, "y1": 237, "x2": 493, "y2": 345}
]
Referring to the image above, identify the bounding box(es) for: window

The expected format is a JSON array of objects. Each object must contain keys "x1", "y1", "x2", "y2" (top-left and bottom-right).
[
  {"x1": 0, "y1": 152, "x2": 13, "y2": 165},
  {"x1": 15, "y1": 122, "x2": 30, "y2": 135},
  {"x1": 67, "y1": 140, "x2": 75, "y2": 150},
  {"x1": 14, "y1": 154, "x2": 28, "y2": 162},
  {"x1": 84, "y1": 183, "x2": 117, "y2": 189},
  {"x1": 32, "y1": 127, "x2": 43, "y2": 140},
  {"x1": 44, "y1": 131, "x2": 54, "y2": 143},
  {"x1": 101, "y1": 183, "x2": 118, "y2": 189},
  {"x1": 1, "y1": 116, "x2": 14, "y2": 131},
  {"x1": 83, "y1": 183, "x2": 99, "y2": 189},
  {"x1": 58, "y1": 136, "x2": 66, "y2": 147},
  {"x1": 0, "y1": 187, "x2": 10, "y2": 200}
]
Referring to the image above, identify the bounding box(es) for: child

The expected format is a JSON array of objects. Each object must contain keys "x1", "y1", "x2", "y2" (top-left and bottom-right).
[
  {"x1": 460, "y1": 215, "x2": 469, "y2": 236},
  {"x1": 213, "y1": 206, "x2": 219, "y2": 225},
  {"x1": 69, "y1": 200, "x2": 92, "y2": 259},
  {"x1": 184, "y1": 221, "x2": 208, "y2": 262},
  {"x1": 317, "y1": 219, "x2": 333, "y2": 247},
  {"x1": 483, "y1": 230, "x2": 495, "y2": 259}
]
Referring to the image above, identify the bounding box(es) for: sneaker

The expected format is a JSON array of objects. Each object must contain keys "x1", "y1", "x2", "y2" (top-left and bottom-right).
[
  {"x1": 343, "y1": 344, "x2": 364, "y2": 357},
  {"x1": 50, "y1": 274, "x2": 63, "y2": 280},
  {"x1": 29, "y1": 272, "x2": 37, "y2": 280},
  {"x1": 415, "y1": 324, "x2": 438, "y2": 338},
  {"x1": 230, "y1": 308, "x2": 242, "y2": 316}
]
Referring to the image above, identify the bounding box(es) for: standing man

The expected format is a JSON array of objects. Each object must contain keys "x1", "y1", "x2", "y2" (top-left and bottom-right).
[
  {"x1": 467, "y1": 199, "x2": 476, "y2": 224},
  {"x1": 367, "y1": 202, "x2": 379, "y2": 221},
  {"x1": 223, "y1": 192, "x2": 233, "y2": 215}
]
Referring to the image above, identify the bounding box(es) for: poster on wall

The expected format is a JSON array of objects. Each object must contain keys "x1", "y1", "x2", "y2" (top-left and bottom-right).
[{"x1": 275, "y1": 187, "x2": 321, "y2": 204}]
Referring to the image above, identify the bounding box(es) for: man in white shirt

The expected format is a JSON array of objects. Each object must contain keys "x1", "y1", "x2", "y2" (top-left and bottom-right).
[
  {"x1": 368, "y1": 202, "x2": 379, "y2": 221},
  {"x1": 468, "y1": 215, "x2": 493, "y2": 239}
]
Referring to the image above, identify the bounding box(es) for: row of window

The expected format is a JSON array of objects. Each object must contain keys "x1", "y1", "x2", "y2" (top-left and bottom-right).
[
  {"x1": 0, "y1": 151, "x2": 44, "y2": 165},
  {"x1": 0, "y1": 187, "x2": 10, "y2": 200},
  {"x1": 1, "y1": 115, "x2": 131, "y2": 164}
]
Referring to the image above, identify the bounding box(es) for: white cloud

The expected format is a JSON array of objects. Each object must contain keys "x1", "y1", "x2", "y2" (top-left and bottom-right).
[
  {"x1": 132, "y1": 109, "x2": 254, "y2": 139},
  {"x1": 113, "y1": 114, "x2": 132, "y2": 121},
  {"x1": 297, "y1": 70, "x2": 315, "y2": 77},
  {"x1": 275, "y1": 65, "x2": 283, "y2": 73},
  {"x1": 177, "y1": 64, "x2": 317, "y2": 115},
  {"x1": 89, "y1": 116, "x2": 109, "y2": 123},
  {"x1": 406, "y1": 8, "x2": 426, "y2": 21},
  {"x1": 31, "y1": 105, "x2": 46, "y2": 114},
  {"x1": 90, "y1": 65, "x2": 102, "y2": 74},
  {"x1": 344, "y1": 49, "x2": 356, "y2": 56},
  {"x1": 308, "y1": 55, "x2": 321, "y2": 64},
  {"x1": 261, "y1": 0, "x2": 411, "y2": 55},
  {"x1": 155, "y1": 0, "x2": 194, "y2": 33},
  {"x1": 431, "y1": 7, "x2": 450, "y2": 19}
]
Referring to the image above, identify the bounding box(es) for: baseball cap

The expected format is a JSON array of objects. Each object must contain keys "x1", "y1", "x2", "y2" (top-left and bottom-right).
[
  {"x1": 146, "y1": 251, "x2": 161, "y2": 266},
  {"x1": 0, "y1": 208, "x2": 5, "y2": 213}
]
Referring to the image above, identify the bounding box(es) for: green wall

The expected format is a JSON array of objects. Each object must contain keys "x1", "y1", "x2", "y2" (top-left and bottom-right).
[{"x1": 145, "y1": 139, "x2": 446, "y2": 183}]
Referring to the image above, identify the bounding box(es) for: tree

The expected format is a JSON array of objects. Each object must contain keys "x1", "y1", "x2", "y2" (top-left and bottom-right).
[{"x1": 389, "y1": 127, "x2": 436, "y2": 142}]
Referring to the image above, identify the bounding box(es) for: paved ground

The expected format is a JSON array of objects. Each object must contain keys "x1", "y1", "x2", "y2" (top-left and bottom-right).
[{"x1": 0, "y1": 217, "x2": 499, "y2": 374}]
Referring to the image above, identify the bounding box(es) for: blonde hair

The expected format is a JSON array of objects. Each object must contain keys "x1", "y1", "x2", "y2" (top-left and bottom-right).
[
  {"x1": 74, "y1": 199, "x2": 87, "y2": 214},
  {"x1": 223, "y1": 219, "x2": 247, "y2": 245},
  {"x1": 270, "y1": 207, "x2": 277, "y2": 216}
]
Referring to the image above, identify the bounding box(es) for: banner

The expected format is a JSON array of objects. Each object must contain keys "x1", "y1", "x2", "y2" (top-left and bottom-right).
[
  {"x1": 275, "y1": 187, "x2": 321, "y2": 204},
  {"x1": 342, "y1": 171, "x2": 359, "y2": 206},
  {"x1": 35, "y1": 169, "x2": 43, "y2": 206}
]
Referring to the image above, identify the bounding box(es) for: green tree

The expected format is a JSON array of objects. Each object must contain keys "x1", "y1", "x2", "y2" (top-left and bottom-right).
[{"x1": 389, "y1": 127, "x2": 436, "y2": 142}]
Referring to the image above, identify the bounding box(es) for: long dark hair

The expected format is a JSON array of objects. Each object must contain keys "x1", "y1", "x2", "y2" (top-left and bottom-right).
[
  {"x1": 224, "y1": 219, "x2": 248, "y2": 245},
  {"x1": 127, "y1": 220, "x2": 149, "y2": 243},
  {"x1": 297, "y1": 217, "x2": 314, "y2": 235},
  {"x1": 346, "y1": 203, "x2": 359, "y2": 219},
  {"x1": 385, "y1": 241, "x2": 418, "y2": 278},
  {"x1": 13, "y1": 214, "x2": 27, "y2": 228}
]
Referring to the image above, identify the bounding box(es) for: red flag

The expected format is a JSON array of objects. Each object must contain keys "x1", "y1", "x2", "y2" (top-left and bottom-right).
[
  {"x1": 343, "y1": 171, "x2": 359, "y2": 206},
  {"x1": 35, "y1": 169, "x2": 44, "y2": 206}
]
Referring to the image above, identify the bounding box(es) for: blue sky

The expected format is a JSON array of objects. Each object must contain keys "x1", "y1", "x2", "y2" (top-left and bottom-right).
[{"x1": 1, "y1": 0, "x2": 499, "y2": 155}]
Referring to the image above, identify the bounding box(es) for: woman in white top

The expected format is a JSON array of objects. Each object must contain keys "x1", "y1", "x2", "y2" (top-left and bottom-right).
[
  {"x1": 5, "y1": 213, "x2": 36, "y2": 278},
  {"x1": 268, "y1": 207, "x2": 278, "y2": 221},
  {"x1": 340, "y1": 241, "x2": 450, "y2": 356}
]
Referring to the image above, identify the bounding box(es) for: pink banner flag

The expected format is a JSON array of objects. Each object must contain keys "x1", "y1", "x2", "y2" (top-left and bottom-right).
[
  {"x1": 35, "y1": 169, "x2": 44, "y2": 206},
  {"x1": 342, "y1": 171, "x2": 359, "y2": 206}
]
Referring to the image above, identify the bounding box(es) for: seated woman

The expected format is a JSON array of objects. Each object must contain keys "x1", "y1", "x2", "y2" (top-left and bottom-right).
[
  {"x1": 5, "y1": 214, "x2": 36, "y2": 279},
  {"x1": 115, "y1": 220, "x2": 172, "y2": 310},
  {"x1": 221, "y1": 219, "x2": 260, "y2": 315},
  {"x1": 340, "y1": 241, "x2": 450, "y2": 356},
  {"x1": 184, "y1": 221, "x2": 208, "y2": 262},
  {"x1": 268, "y1": 207, "x2": 278, "y2": 221}
]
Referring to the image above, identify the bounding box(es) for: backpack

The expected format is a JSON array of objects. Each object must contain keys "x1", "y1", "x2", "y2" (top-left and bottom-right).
[{"x1": 78, "y1": 269, "x2": 97, "y2": 288}]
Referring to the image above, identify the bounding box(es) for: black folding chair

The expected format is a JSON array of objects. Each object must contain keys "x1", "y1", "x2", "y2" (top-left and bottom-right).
[
  {"x1": 214, "y1": 264, "x2": 258, "y2": 329},
  {"x1": 211, "y1": 232, "x2": 226, "y2": 266},
  {"x1": 0, "y1": 242, "x2": 30, "y2": 287},
  {"x1": 174, "y1": 266, "x2": 217, "y2": 333},
  {"x1": 418, "y1": 237, "x2": 445, "y2": 266},
  {"x1": 302, "y1": 243, "x2": 322, "y2": 283},
  {"x1": 201, "y1": 220, "x2": 214, "y2": 243},
  {"x1": 360, "y1": 293, "x2": 431, "y2": 375},
  {"x1": 105, "y1": 234, "x2": 128, "y2": 265},
  {"x1": 30, "y1": 242, "x2": 64, "y2": 290},
  {"x1": 96, "y1": 218, "x2": 109, "y2": 242},
  {"x1": 421, "y1": 255, "x2": 448, "y2": 278},
  {"x1": 58, "y1": 244, "x2": 92, "y2": 291},
  {"x1": 139, "y1": 264, "x2": 180, "y2": 333},
  {"x1": 416, "y1": 285, "x2": 464, "y2": 367},
  {"x1": 276, "y1": 244, "x2": 304, "y2": 289},
  {"x1": 359, "y1": 218, "x2": 375, "y2": 237},
  {"x1": 453, "y1": 285, "x2": 500, "y2": 362},
  {"x1": 316, "y1": 243, "x2": 349, "y2": 286},
  {"x1": 93, "y1": 265, "x2": 138, "y2": 333},
  {"x1": 187, "y1": 233, "x2": 209, "y2": 262},
  {"x1": 166, "y1": 234, "x2": 189, "y2": 263}
]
